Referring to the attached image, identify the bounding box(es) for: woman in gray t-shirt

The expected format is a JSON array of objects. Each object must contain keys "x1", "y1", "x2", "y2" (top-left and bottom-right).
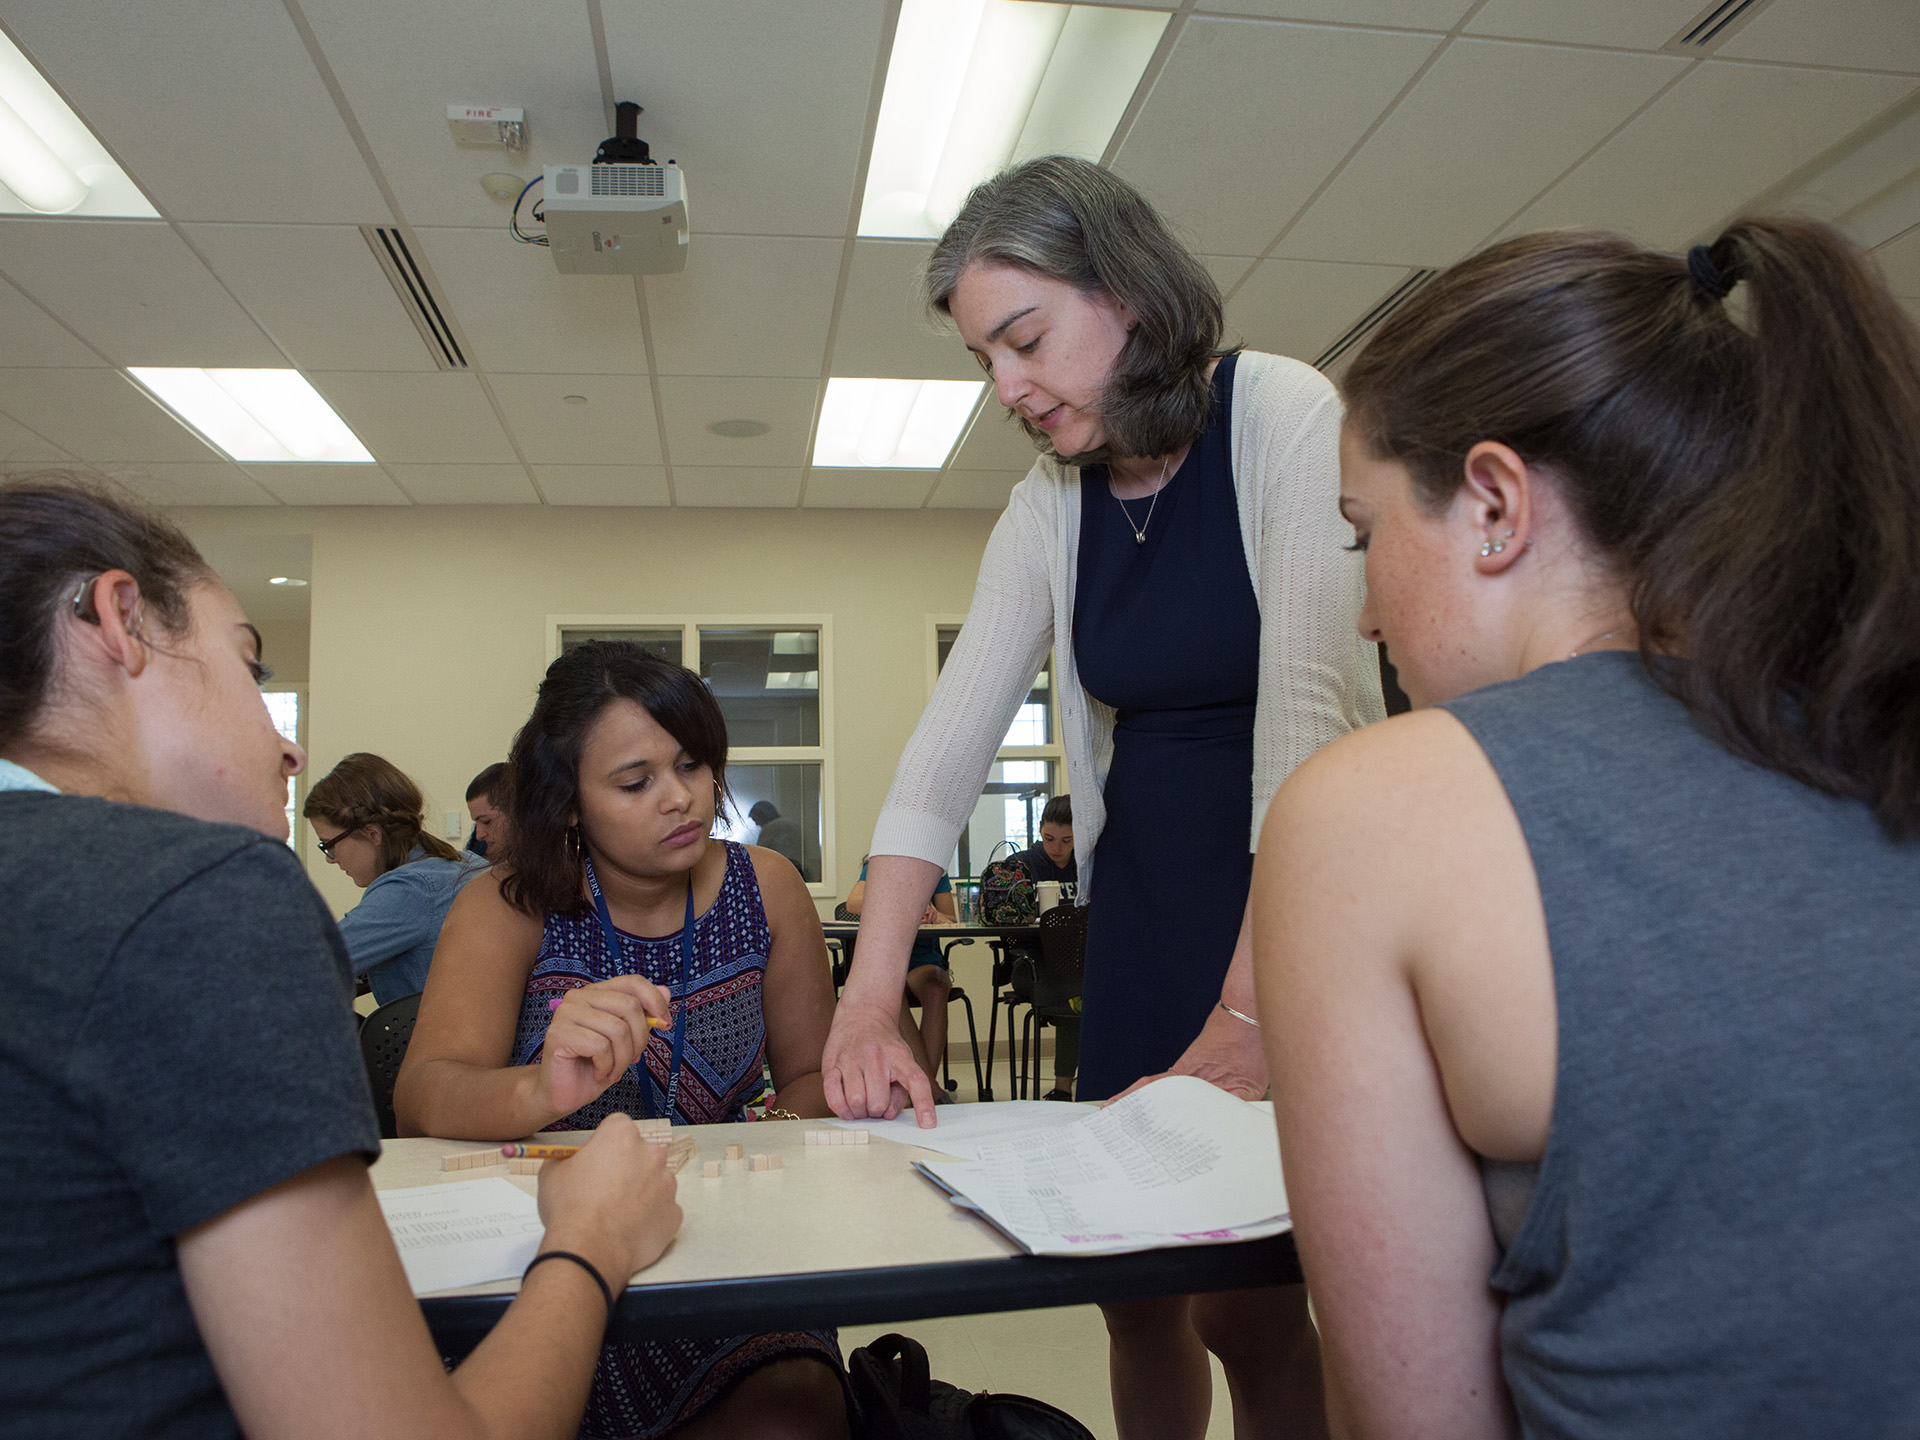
[{"x1": 1252, "y1": 216, "x2": 1920, "y2": 1436}]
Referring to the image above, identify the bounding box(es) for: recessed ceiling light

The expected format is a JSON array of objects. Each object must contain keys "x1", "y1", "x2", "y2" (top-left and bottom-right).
[
  {"x1": 813, "y1": 378, "x2": 984, "y2": 469},
  {"x1": 268, "y1": 576, "x2": 309, "y2": 587},
  {"x1": 859, "y1": 0, "x2": 1167, "y2": 240},
  {"x1": 127, "y1": 369, "x2": 374, "y2": 464},
  {"x1": 710, "y1": 418, "x2": 771, "y2": 438},
  {"x1": 0, "y1": 31, "x2": 156, "y2": 216}
]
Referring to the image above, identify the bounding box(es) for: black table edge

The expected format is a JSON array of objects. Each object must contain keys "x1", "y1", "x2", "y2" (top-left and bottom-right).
[{"x1": 424, "y1": 1233, "x2": 1299, "y2": 1353}]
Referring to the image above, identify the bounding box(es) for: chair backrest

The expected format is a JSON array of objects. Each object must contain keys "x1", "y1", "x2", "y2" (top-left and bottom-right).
[
  {"x1": 1034, "y1": 904, "x2": 1088, "y2": 1010},
  {"x1": 358, "y1": 991, "x2": 423, "y2": 1139}
]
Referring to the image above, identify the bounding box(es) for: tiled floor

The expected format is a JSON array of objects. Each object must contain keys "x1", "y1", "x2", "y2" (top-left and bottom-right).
[{"x1": 840, "y1": 1305, "x2": 1237, "y2": 1440}]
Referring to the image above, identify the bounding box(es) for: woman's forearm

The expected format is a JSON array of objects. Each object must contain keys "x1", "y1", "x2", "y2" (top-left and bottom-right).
[
  {"x1": 395, "y1": 1057, "x2": 561, "y2": 1141},
  {"x1": 838, "y1": 854, "x2": 942, "y2": 1020}
]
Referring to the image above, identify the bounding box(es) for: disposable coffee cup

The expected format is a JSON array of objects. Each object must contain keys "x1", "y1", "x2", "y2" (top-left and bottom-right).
[{"x1": 1036, "y1": 880, "x2": 1063, "y2": 913}]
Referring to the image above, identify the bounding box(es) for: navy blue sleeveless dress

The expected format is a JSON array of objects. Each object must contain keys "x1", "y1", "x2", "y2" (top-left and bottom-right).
[{"x1": 1072, "y1": 354, "x2": 1261, "y2": 1100}]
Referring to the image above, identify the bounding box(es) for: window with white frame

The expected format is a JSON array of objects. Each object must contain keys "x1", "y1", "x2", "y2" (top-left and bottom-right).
[
  {"x1": 262, "y1": 690, "x2": 303, "y2": 850},
  {"x1": 555, "y1": 619, "x2": 831, "y2": 890},
  {"x1": 933, "y1": 622, "x2": 1064, "y2": 879}
]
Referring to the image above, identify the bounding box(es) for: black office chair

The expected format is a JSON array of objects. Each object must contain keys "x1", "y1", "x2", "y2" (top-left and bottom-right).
[
  {"x1": 828, "y1": 903, "x2": 855, "y2": 991},
  {"x1": 1019, "y1": 904, "x2": 1087, "y2": 1099},
  {"x1": 359, "y1": 991, "x2": 423, "y2": 1140},
  {"x1": 833, "y1": 904, "x2": 984, "y2": 1097}
]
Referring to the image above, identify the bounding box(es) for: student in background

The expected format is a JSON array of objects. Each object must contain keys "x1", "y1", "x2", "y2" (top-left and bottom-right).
[
  {"x1": 1018, "y1": 795, "x2": 1079, "y2": 1101},
  {"x1": 0, "y1": 477, "x2": 680, "y2": 1440},
  {"x1": 465, "y1": 761, "x2": 510, "y2": 859},
  {"x1": 845, "y1": 856, "x2": 958, "y2": 1093},
  {"x1": 305, "y1": 753, "x2": 488, "y2": 1007},
  {"x1": 1255, "y1": 218, "x2": 1920, "y2": 1434},
  {"x1": 748, "y1": 798, "x2": 804, "y2": 874},
  {"x1": 397, "y1": 641, "x2": 848, "y2": 1440}
]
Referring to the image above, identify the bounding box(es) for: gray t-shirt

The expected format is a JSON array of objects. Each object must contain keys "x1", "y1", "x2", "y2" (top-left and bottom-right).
[
  {"x1": 1444, "y1": 653, "x2": 1920, "y2": 1438},
  {"x1": 0, "y1": 791, "x2": 380, "y2": 1439}
]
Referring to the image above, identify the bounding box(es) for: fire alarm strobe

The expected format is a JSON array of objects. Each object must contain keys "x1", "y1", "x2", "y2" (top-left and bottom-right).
[{"x1": 545, "y1": 101, "x2": 689, "y2": 276}]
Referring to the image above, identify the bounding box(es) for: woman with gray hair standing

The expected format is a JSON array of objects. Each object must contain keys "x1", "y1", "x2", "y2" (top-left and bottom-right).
[{"x1": 824, "y1": 155, "x2": 1381, "y2": 1437}]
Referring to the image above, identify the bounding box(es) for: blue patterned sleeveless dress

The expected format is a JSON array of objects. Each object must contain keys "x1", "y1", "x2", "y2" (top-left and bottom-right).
[{"x1": 511, "y1": 841, "x2": 842, "y2": 1438}]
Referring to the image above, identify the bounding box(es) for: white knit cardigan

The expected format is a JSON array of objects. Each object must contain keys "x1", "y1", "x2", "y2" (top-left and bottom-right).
[{"x1": 870, "y1": 351, "x2": 1385, "y2": 903}]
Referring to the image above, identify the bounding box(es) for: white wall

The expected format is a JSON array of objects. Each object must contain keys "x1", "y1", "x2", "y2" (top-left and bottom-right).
[{"x1": 175, "y1": 503, "x2": 1000, "y2": 924}]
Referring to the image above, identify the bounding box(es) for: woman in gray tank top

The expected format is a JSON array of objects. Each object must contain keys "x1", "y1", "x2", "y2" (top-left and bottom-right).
[{"x1": 1250, "y1": 216, "x2": 1920, "y2": 1438}]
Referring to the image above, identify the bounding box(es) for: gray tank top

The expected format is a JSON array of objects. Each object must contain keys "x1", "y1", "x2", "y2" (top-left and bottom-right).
[{"x1": 1443, "y1": 652, "x2": 1920, "y2": 1439}]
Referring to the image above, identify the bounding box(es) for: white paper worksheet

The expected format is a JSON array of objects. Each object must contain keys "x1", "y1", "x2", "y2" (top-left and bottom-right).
[
  {"x1": 916, "y1": 1077, "x2": 1291, "y2": 1256},
  {"x1": 829, "y1": 1099, "x2": 1088, "y2": 1160},
  {"x1": 376, "y1": 1177, "x2": 546, "y2": 1295}
]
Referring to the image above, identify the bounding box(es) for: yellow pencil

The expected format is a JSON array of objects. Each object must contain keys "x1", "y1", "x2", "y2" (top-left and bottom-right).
[{"x1": 500, "y1": 1142, "x2": 583, "y2": 1159}]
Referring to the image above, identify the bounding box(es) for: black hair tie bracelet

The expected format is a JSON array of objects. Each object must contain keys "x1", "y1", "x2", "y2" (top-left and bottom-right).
[{"x1": 524, "y1": 1250, "x2": 616, "y2": 1323}]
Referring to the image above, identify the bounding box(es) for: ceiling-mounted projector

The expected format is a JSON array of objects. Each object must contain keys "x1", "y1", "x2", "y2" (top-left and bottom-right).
[{"x1": 545, "y1": 101, "x2": 688, "y2": 276}]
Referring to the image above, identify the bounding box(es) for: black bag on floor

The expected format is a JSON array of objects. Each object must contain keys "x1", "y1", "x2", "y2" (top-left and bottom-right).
[{"x1": 848, "y1": 1332, "x2": 1097, "y2": 1440}]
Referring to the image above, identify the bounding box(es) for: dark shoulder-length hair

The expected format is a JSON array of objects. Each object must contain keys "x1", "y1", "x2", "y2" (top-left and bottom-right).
[
  {"x1": 924, "y1": 155, "x2": 1234, "y2": 466},
  {"x1": 1341, "y1": 215, "x2": 1920, "y2": 836},
  {"x1": 500, "y1": 641, "x2": 732, "y2": 917}
]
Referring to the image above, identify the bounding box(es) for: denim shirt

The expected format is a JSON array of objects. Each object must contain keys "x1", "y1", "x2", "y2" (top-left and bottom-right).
[{"x1": 336, "y1": 845, "x2": 488, "y2": 1007}]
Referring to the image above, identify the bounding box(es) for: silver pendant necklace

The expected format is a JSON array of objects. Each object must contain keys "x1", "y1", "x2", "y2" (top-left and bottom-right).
[{"x1": 1114, "y1": 454, "x2": 1172, "y2": 547}]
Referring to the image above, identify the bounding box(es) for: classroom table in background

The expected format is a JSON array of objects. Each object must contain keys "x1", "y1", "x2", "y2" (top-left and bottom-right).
[{"x1": 381, "y1": 1117, "x2": 1299, "y2": 1357}]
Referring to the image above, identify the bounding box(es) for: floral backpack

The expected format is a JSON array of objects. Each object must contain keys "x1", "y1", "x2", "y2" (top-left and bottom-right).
[{"x1": 979, "y1": 843, "x2": 1037, "y2": 925}]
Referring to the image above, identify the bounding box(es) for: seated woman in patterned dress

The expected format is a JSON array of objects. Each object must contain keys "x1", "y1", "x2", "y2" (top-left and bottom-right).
[{"x1": 395, "y1": 640, "x2": 847, "y2": 1440}]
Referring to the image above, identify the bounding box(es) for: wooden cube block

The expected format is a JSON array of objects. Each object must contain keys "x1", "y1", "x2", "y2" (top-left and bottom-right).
[
  {"x1": 442, "y1": 1149, "x2": 498, "y2": 1172},
  {"x1": 847, "y1": 1129, "x2": 869, "y2": 1145},
  {"x1": 702, "y1": 1160, "x2": 721, "y2": 1179},
  {"x1": 750, "y1": 1153, "x2": 770, "y2": 1171},
  {"x1": 768, "y1": 1154, "x2": 783, "y2": 1170},
  {"x1": 634, "y1": 1117, "x2": 672, "y2": 1138},
  {"x1": 507, "y1": 1157, "x2": 546, "y2": 1175},
  {"x1": 725, "y1": 1143, "x2": 745, "y2": 1161},
  {"x1": 805, "y1": 1130, "x2": 828, "y2": 1146}
]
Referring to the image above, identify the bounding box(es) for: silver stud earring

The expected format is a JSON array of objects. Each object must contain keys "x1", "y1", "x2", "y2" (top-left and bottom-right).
[{"x1": 1480, "y1": 537, "x2": 1506, "y2": 557}]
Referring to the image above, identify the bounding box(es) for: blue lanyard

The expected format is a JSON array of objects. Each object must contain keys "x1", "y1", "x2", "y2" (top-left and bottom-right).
[{"x1": 581, "y1": 854, "x2": 692, "y2": 1123}]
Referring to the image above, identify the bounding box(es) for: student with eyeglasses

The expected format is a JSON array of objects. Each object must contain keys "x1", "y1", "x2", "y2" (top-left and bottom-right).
[{"x1": 305, "y1": 752, "x2": 490, "y2": 1007}]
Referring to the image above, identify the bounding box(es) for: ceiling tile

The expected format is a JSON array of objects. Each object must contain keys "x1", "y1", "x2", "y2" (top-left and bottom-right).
[
  {"x1": 243, "y1": 463, "x2": 410, "y2": 506},
  {"x1": 1201, "y1": 0, "x2": 1473, "y2": 24},
  {"x1": 950, "y1": 406, "x2": 1044, "y2": 474},
  {"x1": 1228, "y1": 259, "x2": 1414, "y2": 362},
  {"x1": 602, "y1": 0, "x2": 880, "y2": 236},
  {"x1": 0, "y1": 0, "x2": 389, "y2": 223},
  {"x1": 486, "y1": 373, "x2": 660, "y2": 466},
  {"x1": 416, "y1": 228, "x2": 647, "y2": 374},
  {"x1": 926, "y1": 470, "x2": 1024, "y2": 510},
  {"x1": 1719, "y1": 0, "x2": 1920, "y2": 75},
  {"x1": 804, "y1": 469, "x2": 937, "y2": 508},
  {"x1": 1112, "y1": 19, "x2": 1441, "y2": 255},
  {"x1": 830, "y1": 242, "x2": 982, "y2": 381},
  {"x1": 183, "y1": 224, "x2": 441, "y2": 373},
  {"x1": 657, "y1": 376, "x2": 819, "y2": 467},
  {"x1": 0, "y1": 368, "x2": 215, "y2": 462},
  {"x1": 533, "y1": 465, "x2": 671, "y2": 506},
  {"x1": 307, "y1": 371, "x2": 517, "y2": 465},
  {"x1": 1874, "y1": 226, "x2": 1920, "y2": 295},
  {"x1": 97, "y1": 462, "x2": 278, "y2": 507},
  {"x1": 388, "y1": 464, "x2": 539, "y2": 505},
  {"x1": 293, "y1": 0, "x2": 607, "y2": 230},
  {"x1": 1504, "y1": 62, "x2": 1916, "y2": 248},
  {"x1": 0, "y1": 276, "x2": 106, "y2": 368},
  {"x1": 0, "y1": 408, "x2": 72, "y2": 465},
  {"x1": 648, "y1": 236, "x2": 841, "y2": 377},
  {"x1": 1465, "y1": 0, "x2": 1709, "y2": 49},
  {"x1": 1204, "y1": 256, "x2": 1258, "y2": 297},
  {"x1": 0, "y1": 220, "x2": 283, "y2": 366},
  {"x1": 674, "y1": 466, "x2": 802, "y2": 508},
  {"x1": 1278, "y1": 40, "x2": 1686, "y2": 266}
]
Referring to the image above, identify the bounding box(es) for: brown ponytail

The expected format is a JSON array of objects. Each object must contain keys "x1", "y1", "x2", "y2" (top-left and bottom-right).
[
  {"x1": 304, "y1": 752, "x2": 462, "y2": 875},
  {"x1": 1342, "y1": 215, "x2": 1920, "y2": 835}
]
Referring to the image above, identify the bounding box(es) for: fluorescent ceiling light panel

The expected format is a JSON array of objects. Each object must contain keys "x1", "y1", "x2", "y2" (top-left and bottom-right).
[
  {"x1": 860, "y1": 0, "x2": 1167, "y2": 239},
  {"x1": 128, "y1": 369, "x2": 374, "y2": 464},
  {"x1": 813, "y1": 378, "x2": 985, "y2": 469},
  {"x1": 772, "y1": 631, "x2": 819, "y2": 655},
  {"x1": 764, "y1": 670, "x2": 820, "y2": 691},
  {"x1": 0, "y1": 32, "x2": 156, "y2": 216}
]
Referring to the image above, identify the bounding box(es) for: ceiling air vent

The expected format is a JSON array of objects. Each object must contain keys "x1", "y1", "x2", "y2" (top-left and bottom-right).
[
  {"x1": 1663, "y1": 0, "x2": 1774, "y2": 54},
  {"x1": 360, "y1": 225, "x2": 467, "y2": 371},
  {"x1": 1312, "y1": 269, "x2": 1440, "y2": 376}
]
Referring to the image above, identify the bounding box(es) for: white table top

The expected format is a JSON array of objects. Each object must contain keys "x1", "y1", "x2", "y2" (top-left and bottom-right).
[{"x1": 371, "y1": 1117, "x2": 1017, "y2": 1300}]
